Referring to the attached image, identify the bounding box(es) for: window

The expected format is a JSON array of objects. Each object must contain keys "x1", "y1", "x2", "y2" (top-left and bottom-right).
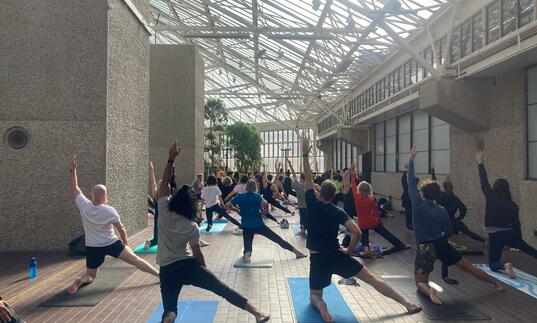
[
  {"x1": 424, "y1": 48, "x2": 433, "y2": 77},
  {"x1": 461, "y1": 20, "x2": 472, "y2": 58},
  {"x1": 473, "y1": 13, "x2": 484, "y2": 51},
  {"x1": 528, "y1": 66, "x2": 537, "y2": 178},
  {"x1": 502, "y1": 0, "x2": 517, "y2": 36},
  {"x1": 375, "y1": 123, "x2": 385, "y2": 172},
  {"x1": 412, "y1": 111, "x2": 429, "y2": 174},
  {"x1": 451, "y1": 25, "x2": 461, "y2": 62},
  {"x1": 404, "y1": 60, "x2": 412, "y2": 87},
  {"x1": 398, "y1": 114, "x2": 411, "y2": 171},
  {"x1": 431, "y1": 117, "x2": 450, "y2": 174},
  {"x1": 519, "y1": 0, "x2": 534, "y2": 27},
  {"x1": 487, "y1": 1, "x2": 501, "y2": 43},
  {"x1": 385, "y1": 118, "x2": 397, "y2": 172}
]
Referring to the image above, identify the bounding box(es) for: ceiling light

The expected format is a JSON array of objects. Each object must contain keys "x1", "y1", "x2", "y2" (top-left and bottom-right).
[{"x1": 312, "y1": 0, "x2": 321, "y2": 11}]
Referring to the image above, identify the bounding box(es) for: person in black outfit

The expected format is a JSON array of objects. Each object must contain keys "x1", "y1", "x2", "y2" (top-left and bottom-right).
[
  {"x1": 476, "y1": 151, "x2": 537, "y2": 278},
  {"x1": 260, "y1": 169, "x2": 293, "y2": 215},
  {"x1": 301, "y1": 138, "x2": 421, "y2": 322},
  {"x1": 340, "y1": 168, "x2": 357, "y2": 248},
  {"x1": 283, "y1": 171, "x2": 296, "y2": 198},
  {"x1": 401, "y1": 163, "x2": 418, "y2": 230}
]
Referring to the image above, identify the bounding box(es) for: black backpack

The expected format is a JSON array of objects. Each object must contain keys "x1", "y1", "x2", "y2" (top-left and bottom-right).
[{"x1": 68, "y1": 235, "x2": 86, "y2": 255}]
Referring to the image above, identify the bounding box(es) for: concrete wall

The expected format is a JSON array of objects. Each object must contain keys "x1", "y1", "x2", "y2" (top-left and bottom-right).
[
  {"x1": 149, "y1": 45, "x2": 205, "y2": 187},
  {"x1": 0, "y1": 0, "x2": 149, "y2": 251}
]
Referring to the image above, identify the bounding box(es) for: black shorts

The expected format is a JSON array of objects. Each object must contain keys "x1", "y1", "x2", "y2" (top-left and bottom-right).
[
  {"x1": 309, "y1": 252, "x2": 364, "y2": 290},
  {"x1": 415, "y1": 238, "x2": 462, "y2": 274},
  {"x1": 86, "y1": 240, "x2": 125, "y2": 269}
]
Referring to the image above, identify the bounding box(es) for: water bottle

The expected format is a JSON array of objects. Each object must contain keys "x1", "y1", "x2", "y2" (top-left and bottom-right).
[{"x1": 29, "y1": 256, "x2": 37, "y2": 279}]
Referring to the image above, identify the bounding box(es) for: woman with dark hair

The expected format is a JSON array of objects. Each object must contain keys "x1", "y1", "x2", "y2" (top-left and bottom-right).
[
  {"x1": 260, "y1": 167, "x2": 294, "y2": 215},
  {"x1": 226, "y1": 180, "x2": 306, "y2": 263},
  {"x1": 156, "y1": 140, "x2": 270, "y2": 323},
  {"x1": 200, "y1": 175, "x2": 242, "y2": 232}
]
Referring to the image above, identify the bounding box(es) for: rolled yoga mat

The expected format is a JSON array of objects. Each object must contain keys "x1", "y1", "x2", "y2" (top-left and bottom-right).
[
  {"x1": 233, "y1": 245, "x2": 274, "y2": 268},
  {"x1": 39, "y1": 266, "x2": 136, "y2": 307},
  {"x1": 474, "y1": 264, "x2": 537, "y2": 299},
  {"x1": 147, "y1": 300, "x2": 219, "y2": 323},
  {"x1": 288, "y1": 277, "x2": 358, "y2": 323},
  {"x1": 383, "y1": 276, "x2": 490, "y2": 320}
]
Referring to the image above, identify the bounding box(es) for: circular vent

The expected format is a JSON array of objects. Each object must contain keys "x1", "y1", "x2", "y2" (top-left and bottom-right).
[{"x1": 5, "y1": 127, "x2": 30, "y2": 149}]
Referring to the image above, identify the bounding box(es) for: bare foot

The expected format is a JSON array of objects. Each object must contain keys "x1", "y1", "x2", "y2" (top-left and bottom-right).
[
  {"x1": 144, "y1": 240, "x2": 151, "y2": 250},
  {"x1": 428, "y1": 288, "x2": 442, "y2": 305},
  {"x1": 505, "y1": 263, "x2": 516, "y2": 279},
  {"x1": 200, "y1": 240, "x2": 210, "y2": 247},
  {"x1": 255, "y1": 313, "x2": 271, "y2": 322},
  {"x1": 244, "y1": 256, "x2": 252, "y2": 263},
  {"x1": 318, "y1": 301, "x2": 334, "y2": 323},
  {"x1": 67, "y1": 279, "x2": 82, "y2": 295},
  {"x1": 405, "y1": 303, "x2": 422, "y2": 314}
]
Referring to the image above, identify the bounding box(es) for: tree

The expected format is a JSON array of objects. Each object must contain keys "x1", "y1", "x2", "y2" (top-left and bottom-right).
[
  {"x1": 204, "y1": 97, "x2": 228, "y2": 169},
  {"x1": 226, "y1": 122, "x2": 262, "y2": 173}
]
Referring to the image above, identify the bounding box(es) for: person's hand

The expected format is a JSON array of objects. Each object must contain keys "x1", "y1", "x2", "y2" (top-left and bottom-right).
[
  {"x1": 475, "y1": 151, "x2": 485, "y2": 164},
  {"x1": 70, "y1": 155, "x2": 78, "y2": 171},
  {"x1": 409, "y1": 145, "x2": 417, "y2": 160},
  {"x1": 301, "y1": 137, "x2": 312, "y2": 155},
  {"x1": 168, "y1": 139, "x2": 181, "y2": 160},
  {"x1": 0, "y1": 299, "x2": 14, "y2": 323},
  {"x1": 339, "y1": 247, "x2": 353, "y2": 255},
  {"x1": 149, "y1": 161, "x2": 154, "y2": 170}
]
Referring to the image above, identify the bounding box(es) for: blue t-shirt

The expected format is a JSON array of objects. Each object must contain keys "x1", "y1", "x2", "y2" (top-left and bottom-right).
[{"x1": 231, "y1": 192, "x2": 264, "y2": 229}]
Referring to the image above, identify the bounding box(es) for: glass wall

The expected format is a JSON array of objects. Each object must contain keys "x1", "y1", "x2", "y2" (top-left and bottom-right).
[
  {"x1": 329, "y1": 138, "x2": 361, "y2": 172},
  {"x1": 528, "y1": 65, "x2": 537, "y2": 178},
  {"x1": 374, "y1": 111, "x2": 450, "y2": 174},
  {"x1": 260, "y1": 128, "x2": 324, "y2": 174}
]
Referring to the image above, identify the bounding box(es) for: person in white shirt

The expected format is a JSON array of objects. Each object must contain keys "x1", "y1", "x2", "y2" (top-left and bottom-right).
[
  {"x1": 66, "y1": 155, "x2": 159, "y2": 295},
  {"x1": 200, "y1": 175, "x2": 241, "y2": 232}
]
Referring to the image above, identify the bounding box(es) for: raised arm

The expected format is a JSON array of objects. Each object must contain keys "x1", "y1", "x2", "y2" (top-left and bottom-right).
[
  {"x1": 342, "y1": 167, "x2": 351, "y2": 194},
  {"x1": 70, "y1": 155, "x2": 83, "y2": 198},
  {"x1": 149, "y1": 161, "x2": 158, "y2": 200},
  {"x1": 301, "y1": 137, "x2": 314, "y2": 191},
  {"x1": 475, "y1": 151, "x2": 492, "y2": 196},
  {"x1": 158, "y1": 140, "x2": 181, "y2": 199},
  {"x1": 286, "y1": 158, "x2": 297, "y2": 180},
  {"x1": 407, "y1": 145, "x2": 421, "y2": 206}
]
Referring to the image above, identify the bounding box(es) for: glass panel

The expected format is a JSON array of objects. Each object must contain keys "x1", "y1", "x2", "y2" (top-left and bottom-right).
[
  {"x1": 461, "y1": 20, "x2": 472, "y2": 57},
  {"x1": 375, "y1": 156, "x2": 384, "y2": 172},
  {"x1": 520, "y1": 0, "x2": 534, "y2": 27},
  {"x1": 413, "y1": 111, "x2": 429, "y2": 130},
  {"x1": 398, "y1": 133, "x2": 411, "y2": 154},
  {"x1": 413, "y1": 152, "x2": 429, "y2": 174},
  {"x1": 424, "y1": 48, "x2": 433, "y2": 77},
  {"x1": 502, "y1": 0, "x2": 517, "y2": 36},
  {"x1": 529, "y1": 142, "x2": 537, "y2": 179},
  {"x1": 431, "y1": 116, "x2": 447, "y2": 127},
  {"x1": 405, "y1": 61, "x2": 412, "y2": 87},
  {"x1": 386, "y1": 118, "x2": 397, "y2": 136},
  {"x1": 386, "y1": 136, "x2": 396, "y2": 154},
  {"x1": 386, "y1": 154, "x2": 396, "y2": 172},
  {"x1": 431, "y1": 150, "x2": 450, "y2": 174},
  {"x1": 399, "y1": 114, "x2": 411, "y2": 133},
  {"x1": 413, "y1": 128, "x2": 429, "y2": 152},
  {"x1": 528, "y1": 104, "x2": 537, "y2": 141},
  {"x1": 528, "y1": 66, "x2": 537, "y2": 105},
  {"x1": 487, "y1": 1, "x2": 501, "y2": 43},
  {"x1": 417, "y1": 62, "x2": 424, "y2": 82},
  {"x1": 451, "y1": 26, "x2": 461, "y2": 62},
  {"x1": 375, "y1": 122, "x2": 385, "y2": 138},
  {"x1": 431, "y1": 124, "x2": 450, "y2": 150},
  {"x1": 398, "y1": 153, "x2": 409, "y2": 171},
  {"x1": 473, "y1": 13, "x2": 483, "y2": 51},
  {"x1": 375, "y1": 138, "x2": 385, "y2": 155}
]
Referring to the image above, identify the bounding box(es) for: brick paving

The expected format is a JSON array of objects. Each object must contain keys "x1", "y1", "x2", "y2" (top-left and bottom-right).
[{"x1": 1, "y1": 205, "x2": 537, "y2": 322}]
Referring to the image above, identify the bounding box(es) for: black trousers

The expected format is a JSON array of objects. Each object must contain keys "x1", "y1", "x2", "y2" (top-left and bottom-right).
[
  {"x1": 243, "y1": 225, "x2": 294, "y2": 254},
  {"x1": 360, "y1": 224, "x2": 406, "y2": 248},
  {"x1": 149, "y1": 214, "x2": 158, "y2": 246},
  {"x1": 160, "y1": 258, "x2": 248, "y2": 320},
  {"x1": 264, "y1": 213, "x2": 279, "y2": 223},
  {"x1": 454, "y1": 220, "x2": 485, "y2": 242},
  {"x1": 404, "y1": 205, "x2": 413, "y2": 228},
  {"x1": 265, "y1": 197, "x2": 291, "y2": 214},
  {"x1": 206, "y1": 204, "x2": 241, "y2": 228}
]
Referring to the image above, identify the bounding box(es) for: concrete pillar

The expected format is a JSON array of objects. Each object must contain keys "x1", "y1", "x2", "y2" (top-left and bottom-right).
[
  {"x1": 337, "y1": 128, "x2": 370, "y2": 153},
  {"x1": 0, "y1": 0, "x2": 150, "y2": 251},
  {"x1": 149, "y1": 45, "x2": 205, "y2": 187}
]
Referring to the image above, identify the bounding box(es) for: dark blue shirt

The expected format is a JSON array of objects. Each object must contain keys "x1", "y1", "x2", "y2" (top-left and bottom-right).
[
  {"x1": 231, "y1": 192, "x2": 264, "y2": 229},
  {"x1": 408, "y1": 160, "x2": 453, "y2": 244}
]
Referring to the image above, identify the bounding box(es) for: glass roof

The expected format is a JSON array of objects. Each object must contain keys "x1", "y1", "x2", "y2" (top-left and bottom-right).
[{"x1": 149, "y1": 0, "x2": 450, "y2": 125}]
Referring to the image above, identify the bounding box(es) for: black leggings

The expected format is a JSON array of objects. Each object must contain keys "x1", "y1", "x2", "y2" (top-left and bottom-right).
[
  {"x1": 264, "y1": 213, "x2": 279, "y2": 223},
  {"x1": 360, "y1": 224, "x2": 406, "y2": 248},
  {"x1": 454, "y1": 220, "x2": 485, "y2": 242},
  {"x1": 206, "y1": 204, "x2": 241, "y2": 228},
  {"x1": 404, "y1": 205, "x2": 413, "y2": 228},
  {"x1": 265, "y1": 197, "x2": 291, "y2": 214},
  {"x1": 243, "y1": 225, "x2": 295, "y2": 254},
  {"x1": 160, "y1": 258, "x2": 247, "y2": 320}
]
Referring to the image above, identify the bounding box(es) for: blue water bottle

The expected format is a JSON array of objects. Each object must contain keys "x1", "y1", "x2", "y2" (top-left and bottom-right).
[{"x1": 29, "y1": 256, "x2": 37, "y2": 279}]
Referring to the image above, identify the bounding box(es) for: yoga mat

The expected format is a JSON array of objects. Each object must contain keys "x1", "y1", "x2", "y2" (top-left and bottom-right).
[
  {"x1": 288, "y1": 278, "x2": 358, "y2": 323},
  {"x1": 291, "y1": 223, "x2": 306, "y2": 236},
  {"x1": 383, "y1": 276, "x2": 490, "y2": 320},
  {"x1": 474, "y1": 264, "x2": 537, "y2": 299},
  {"x1": 147, "y1": 300, "x2": 219, "y2": 323},
  {"x1": 199, "y1": 220, "x2": 228, "y2": 233},
  {"x1": 133, "y1": 240, "x2": 158, "y2": 253},
  {"x1": 233, "y1": 245, "x2": 274, "y2": 268},
  {"x1": 39, "y1": 266, "x2": 136, "y2": 307}
]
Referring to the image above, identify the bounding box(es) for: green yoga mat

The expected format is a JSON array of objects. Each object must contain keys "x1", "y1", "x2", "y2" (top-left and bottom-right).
[
  {"x1": 383, "y1": 276, "x2": 490, "y2": 320},
  {"x1": 133, "y1": 241, "x2": 158, "y2": 253},
  {"x1": 233, "y1": 245, "x2": 274, "y2": 268},
  {"x1": 39, "y1": 266, "x2": 136, "y2": 307}
]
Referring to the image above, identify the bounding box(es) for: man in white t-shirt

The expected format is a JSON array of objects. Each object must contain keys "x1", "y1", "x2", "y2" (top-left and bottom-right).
[
  {"x1": 200, "y1": 175, "x2": 242, "y2": 232},
  {"x1": 66, "y1": 155, "x2": 159, "y2": 295}
]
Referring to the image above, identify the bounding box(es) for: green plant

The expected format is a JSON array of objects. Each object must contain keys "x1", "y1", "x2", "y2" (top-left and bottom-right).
[
  {"x1": 204, "y1": 97, "x2": 228, "y2": 168},
  {"x1": 226, "y1": 122, "x2": 262, "y2": 173}
]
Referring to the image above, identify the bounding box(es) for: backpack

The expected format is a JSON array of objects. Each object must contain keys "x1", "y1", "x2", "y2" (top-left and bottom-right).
[{"x1": 68, "y1": 235, "x2": 86, "y2": 255}]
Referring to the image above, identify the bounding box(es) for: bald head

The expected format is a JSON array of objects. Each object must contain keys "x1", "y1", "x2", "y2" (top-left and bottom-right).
[{"x1": 91, "y1": 184, "x2": 108, "y2": 204}]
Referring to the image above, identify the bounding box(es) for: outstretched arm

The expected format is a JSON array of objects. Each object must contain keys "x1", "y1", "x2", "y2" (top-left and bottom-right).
[
  {"x1": 476, "y1": 151, "x2": 492, "y2": 196},
  {"x1": 149, "y1": 161, "x2": 158, "y2": 200},
  {"x1": 286, "y1": 158, "x2": 297, "y2": 180},
  {"x1": 342, "y1": 165, "x2": 352, "y2": 194},
  {"x1": 158, "y1": 140, "x2": 181, "y2": 199},
  {"x1": 70, "y1": 155, "x2": 83, "y2": 198},
  {"x1": 407, "y1": 145, "x2": 421, "y2": 206},
  {"x1": 301, "y1": 137, "x2": 314, "y2": 191}
]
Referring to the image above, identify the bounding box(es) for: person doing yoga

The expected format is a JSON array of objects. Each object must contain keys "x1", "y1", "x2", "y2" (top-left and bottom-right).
[
  {"x1": 260, "y1": 168, "x2": 294, "y2": 215},
  {"x1": 287, "y1": 158, "x2": 307, "y2": 235},
  {"x1": 200, "y1": 175, "x2": 242, "y2": 232},
  {"x1": 226, "y1": 180, "x2": 306, "y2": 263},
  {"x1": 408, "y1": 145, "x2": 503, "y2": 305},
  {"x1": 66, "y1": 155, "x2": 159, "y2": 295},
  {"x1": 302, "y1": 138, "x2": 421, "y2": 322},
  {"x1": 156, "y1": 140, "x2": 270, "y2": 323}
]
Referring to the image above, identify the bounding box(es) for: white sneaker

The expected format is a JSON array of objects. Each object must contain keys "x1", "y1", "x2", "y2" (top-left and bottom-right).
[{"x1": 233, "y1": 228, "x2": 243, "y2": 235}]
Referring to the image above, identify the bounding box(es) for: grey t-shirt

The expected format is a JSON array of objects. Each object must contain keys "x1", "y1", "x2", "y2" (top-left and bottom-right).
[
  {"x1": 293, "y1": 179, "x2": 306, "y2": 208},
  {"x1": 156, "y1": 197, "x2": 200, "y2": 267}
]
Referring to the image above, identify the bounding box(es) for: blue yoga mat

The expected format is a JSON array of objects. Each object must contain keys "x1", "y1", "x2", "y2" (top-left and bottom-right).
[
  {"x1": 198, "y1": 220, "x2": 228, "y2": 233},
  {"x1": 288, "y1": 278, "x2": 359, "y2": 323},
  {"x1": 475, "y1": 264, "x2": 537, "y2": 299},
  {"x1": 147, "y1": 300, "x2": 219, "y2": 323}
]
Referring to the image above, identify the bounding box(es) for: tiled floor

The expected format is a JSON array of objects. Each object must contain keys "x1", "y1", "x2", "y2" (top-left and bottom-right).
[{"x1": 2, "y1": 206, "x2": 537, "y2": 322}]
